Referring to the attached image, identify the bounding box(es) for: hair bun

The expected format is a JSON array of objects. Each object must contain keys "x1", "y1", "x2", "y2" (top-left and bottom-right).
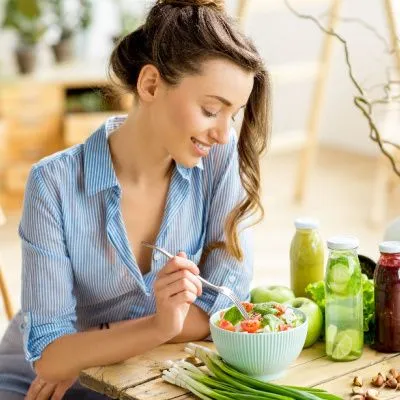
[{"x1": 157, "y1": 0, "x2": 224, "y2": 12}]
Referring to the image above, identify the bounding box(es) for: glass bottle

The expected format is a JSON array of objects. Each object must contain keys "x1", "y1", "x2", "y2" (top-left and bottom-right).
[
  {"x1": 374, "y1": 241, "x2": 400, "y2": 352},
  {"x1": 325, "y1": 235, "x2": 363, "y2": 361},
  {"x1": 290, "y1": 217, "x2": 324, "y2": 297}
]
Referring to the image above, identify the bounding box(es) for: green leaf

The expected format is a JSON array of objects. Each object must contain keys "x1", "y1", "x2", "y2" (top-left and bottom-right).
[
  {"x1": 222, "y1": 306, "x2": 242, "y2": 326},
  {"x1": 252, "y1": 302, "x2": 279, "y2": 316},
  {"x1": 263, "y1": 314, "x2": 282, "y2": 331},
  {"x1": 305, "y1": 281, "x2": 326, "y2": 313}
]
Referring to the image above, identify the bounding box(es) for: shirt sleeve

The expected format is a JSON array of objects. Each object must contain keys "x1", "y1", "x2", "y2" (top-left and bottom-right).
[
  {"x1": 19, "y1": 165, "x2": 77, "y2": 363},
  {"x1": 194, "y1": 131, "x2": 253, "y2": 317}
]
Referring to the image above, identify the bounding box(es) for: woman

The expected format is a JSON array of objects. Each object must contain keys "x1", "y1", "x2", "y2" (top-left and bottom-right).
[{"x1": 0, "y1": 0, "x2": 270, "y2": 398}]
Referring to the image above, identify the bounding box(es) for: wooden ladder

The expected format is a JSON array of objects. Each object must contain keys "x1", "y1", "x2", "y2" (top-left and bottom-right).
[{"x1": 236, "y1": 0, "x2": 400, "y2": 220}]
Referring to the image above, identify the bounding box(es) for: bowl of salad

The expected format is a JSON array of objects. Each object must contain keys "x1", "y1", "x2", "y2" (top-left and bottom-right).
[{"x1": 209, "y1": 301, "x2": 308, "y2": 381}]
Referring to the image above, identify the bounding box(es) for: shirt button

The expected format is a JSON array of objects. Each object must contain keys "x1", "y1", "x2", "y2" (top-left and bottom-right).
[
  {"x1": 153, "y1": 253, "x2": 161, "y2": 261},
  {"x1": 228, "y1": 275, "x2": 236, "y2": 283}
]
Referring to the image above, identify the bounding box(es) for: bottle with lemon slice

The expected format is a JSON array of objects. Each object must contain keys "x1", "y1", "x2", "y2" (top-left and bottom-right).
[{"x1": 325, "y1": 236, "x2": 363, "y2": 361}]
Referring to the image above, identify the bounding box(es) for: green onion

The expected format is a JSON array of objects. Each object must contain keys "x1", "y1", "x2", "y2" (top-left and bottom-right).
[
  {"x1": 285, "y1": 386, "x2": 325, "y2": 393},
  {"x1": 161, "y1": 343, "x2": 341, "y2": 400},
  {"x1": 214, "y1": 389, "x2": 293, "y2": 400}
]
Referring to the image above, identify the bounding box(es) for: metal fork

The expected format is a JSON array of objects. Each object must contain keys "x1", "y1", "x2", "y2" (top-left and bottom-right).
[{"x1": 141, "y1": 241, "x2": 250, "y2": 320}]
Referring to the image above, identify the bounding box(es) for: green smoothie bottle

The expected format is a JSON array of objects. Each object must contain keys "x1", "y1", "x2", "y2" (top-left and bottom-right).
[
  {"x1": 290, "y1": 218, "x2": 324, "y2": 297},
  {"x1": 325, "y1": 236, "x2": 363, "y2": 361}
]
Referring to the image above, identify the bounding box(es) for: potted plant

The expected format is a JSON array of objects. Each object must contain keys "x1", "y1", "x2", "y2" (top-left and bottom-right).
[
  {"x1": 112, "y1": 1, "x2": 143, "y2": 44},
  {"x1": 2, "y1": 0, "x2": 47, "y2": 74},
  {"x1": 49, "y1": 0, "x2": 92, "y2": 63}
]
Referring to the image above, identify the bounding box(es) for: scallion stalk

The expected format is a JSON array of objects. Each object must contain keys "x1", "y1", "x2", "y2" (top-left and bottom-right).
[{"x1": 171, "y1": 343, "x2": 342, "y2": 400}]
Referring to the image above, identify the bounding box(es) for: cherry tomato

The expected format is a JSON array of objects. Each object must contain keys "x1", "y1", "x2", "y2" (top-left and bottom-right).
[
  {"x1": 274, "y1": 304, "x2": 287, "y2": 316},
  {"x1": 242, "y1": 302, "x2": 254, "y2": 312},
  {"x1": 219, "y1": 319, "x2": 235, "y2": 331},
  {"x1": 241, "y1": 319, "x2": 261, "y2": 333},
  {"x1": 278, "y1": 324, "x2": 290, "y2": 331}
]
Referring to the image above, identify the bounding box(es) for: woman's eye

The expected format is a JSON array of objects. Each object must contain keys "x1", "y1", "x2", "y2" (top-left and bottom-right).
[{"x1": 202, "y1": 108, "x2": 218, "y2": 118}]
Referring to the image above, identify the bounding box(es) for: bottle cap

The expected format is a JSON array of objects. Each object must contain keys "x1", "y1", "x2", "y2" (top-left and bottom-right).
[
  {"x1": 294, "y1": 217, "x2": 319, "y2": 230},
  {"x1": 327, "y1": 235, "x2": 359, "y2": 250},
  {"x1": 379, "y1": 241, "x2": 400, "y2": 254}
]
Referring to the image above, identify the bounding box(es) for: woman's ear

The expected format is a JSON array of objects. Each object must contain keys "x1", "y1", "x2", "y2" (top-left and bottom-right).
[{"x1": 136, "y1": 64, "x2": 162, "y2": 102}]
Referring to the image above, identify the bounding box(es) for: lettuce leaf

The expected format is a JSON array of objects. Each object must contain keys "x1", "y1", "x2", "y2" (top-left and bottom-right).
[
  {"x1": 253, "y1": 302, "x2": 279, "y2": 316},
  {"x1": 262, "y1": 314, "x2": 282, "y2": 331},
  {"x1": 222, "y1": 306, "x2": 242, "y2": 326},
  {"x1": 305, "y1": 281, "x2": 326, "y2": 313}
]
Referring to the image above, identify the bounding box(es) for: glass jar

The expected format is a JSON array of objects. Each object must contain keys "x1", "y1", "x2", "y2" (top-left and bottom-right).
[
  {"x1": 325, "y1": 235, "x2": 363, "y2": 361},
  {"x1": 374, "y1": 241, "x2": 400, "y2": 352},
  {"x1": 290, "y1": 217, "x2": 324, "y2": 297}
]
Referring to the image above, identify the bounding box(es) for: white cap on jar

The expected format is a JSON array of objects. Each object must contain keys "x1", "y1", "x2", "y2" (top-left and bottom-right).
[
  {"x1": 327, "y1": 235, "x2": 359, "y2": 250},
  {"x1": 294, "y1": 217, "x2": 320, "y2": 230},
  {"x1": 379, "y1": 241, "x2": 400, "y2": 254}
]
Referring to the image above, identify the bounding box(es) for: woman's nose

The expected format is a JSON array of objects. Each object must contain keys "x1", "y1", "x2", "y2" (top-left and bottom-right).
[{"x1": 209, "y1": 119, "x2": 231, "y2": 145}]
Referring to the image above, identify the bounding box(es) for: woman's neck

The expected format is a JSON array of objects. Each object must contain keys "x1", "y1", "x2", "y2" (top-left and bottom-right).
[{"x1": 108, "y1": 108, "x2": 173, "y2": 186}]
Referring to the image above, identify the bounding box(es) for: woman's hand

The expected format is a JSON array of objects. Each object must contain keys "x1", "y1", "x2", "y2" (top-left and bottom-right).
[
  {"x1": 25, "y1": 375, "x2": 76, "y2": 400},
  {"x1": 153, "y1": 252, "x2": 202, "y2": 339}
]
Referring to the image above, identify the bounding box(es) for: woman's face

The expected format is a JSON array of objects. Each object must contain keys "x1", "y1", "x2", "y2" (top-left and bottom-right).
[{"x1": 150, "y1": 58, "x2": 254, "y2": 168}]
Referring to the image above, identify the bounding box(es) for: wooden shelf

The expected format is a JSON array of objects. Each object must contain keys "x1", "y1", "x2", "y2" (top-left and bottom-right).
[
  {"x1": 0, "y1": 61, "x2": 129, "y2": 212},
  {"x1": 0, "y1": 60, "x2": 110, "y2": 89},
  {"x1": 64, "y1": 111, "x2": 126, "y2": 147}
]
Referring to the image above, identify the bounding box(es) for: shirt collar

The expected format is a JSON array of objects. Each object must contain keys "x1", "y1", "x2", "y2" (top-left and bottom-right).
[
  {"x1": 84, "y1": 119, "x2": 119, "y2": 196},
  {"x1": 84, "y1": 116, "x2": 203, "y2": 195}
]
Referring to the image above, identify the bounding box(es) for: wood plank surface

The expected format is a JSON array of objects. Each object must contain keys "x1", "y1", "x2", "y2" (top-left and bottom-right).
[
  {"x1": 80, "y1": 341, "x2": 400, "y2": 400},
  {"x1": 79, "y1": 341, "x2": 325, "y2": 397},
  {"x1": 273, "y1": 346, "x2": 399, "y2": 387},
  {"x1": 80, "y1": 342, "x2": 214, "y2": 398},
  {"x1": 316, "y1": 353, "x2": 400, "y2": 399}
]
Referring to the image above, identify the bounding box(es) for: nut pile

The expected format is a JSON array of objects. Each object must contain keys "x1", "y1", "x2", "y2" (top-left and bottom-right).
[{"x1": 350, "y1": 368, "x2": 400, "y2": 399}]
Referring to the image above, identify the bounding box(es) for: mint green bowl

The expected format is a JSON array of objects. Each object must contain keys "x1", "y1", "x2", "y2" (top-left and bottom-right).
[{"x1": 209, "y1": 306, "x2": 308, "y2": 381}]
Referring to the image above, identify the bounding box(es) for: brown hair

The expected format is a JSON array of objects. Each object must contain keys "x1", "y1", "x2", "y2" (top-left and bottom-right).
[{"x1": 109, "y1": 0, "x2": 271, "y2": 262}]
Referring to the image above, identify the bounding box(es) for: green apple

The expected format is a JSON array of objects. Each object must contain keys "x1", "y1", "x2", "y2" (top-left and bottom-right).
[
  {"x1": 250, "y1": 285, "x2": 295, "y2": 304},
  {"x1": 285, "y1": 297, "x2": 323, "y2": 348}
]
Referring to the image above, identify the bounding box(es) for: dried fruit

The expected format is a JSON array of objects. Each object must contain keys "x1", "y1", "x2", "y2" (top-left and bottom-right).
[
  {"x1": 371, "y1": 373, "x2": 385, "y2": 387},
  {"x1": 386, "y1": 377, "x2": 398, "y2": 389},
  {"x1": 353, "y1": 376, "x2": 363, "y2": 387}
]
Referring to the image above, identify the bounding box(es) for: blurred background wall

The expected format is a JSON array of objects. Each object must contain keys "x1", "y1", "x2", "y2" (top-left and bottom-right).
[
  {"x1": 0, "y1": 0, "x2": 399, "y2": 332},
  {"x1": 1, "y1": 0, "x2": 398, "y2": 155}
]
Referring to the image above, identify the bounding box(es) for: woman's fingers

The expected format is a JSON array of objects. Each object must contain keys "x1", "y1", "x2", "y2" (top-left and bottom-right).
[
  {"x1": 26, "y1": 377, "x2": 46, "y2": 400},
  {"x1": 170, "y1": 290, "x2": 197, "y2": 305},
  {"x1": 51, "y1": 378, "x2": 76, "y2": 400},
  {"x1": 36, "y1": 382, "x2": 57, "y2": 400},
  {"x1": 164, "y1": 276, "x2": 200, "y2": 299},
  {"x1": 158, "y1": 253, "x2": 199, "y2": 277},
  {"x1": 154, "y1": 268, "x2": 202, "y2": 296}
]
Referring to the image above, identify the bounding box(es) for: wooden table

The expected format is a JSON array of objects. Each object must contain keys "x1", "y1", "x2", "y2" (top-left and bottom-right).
[{"x1": 79, "y1": 342, "x2": 400, "y2": 400}]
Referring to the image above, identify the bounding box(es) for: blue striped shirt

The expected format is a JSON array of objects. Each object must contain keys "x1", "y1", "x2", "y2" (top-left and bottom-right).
[{"x1": 19, "y1": 116, "x2": 253, "y2": 363}]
